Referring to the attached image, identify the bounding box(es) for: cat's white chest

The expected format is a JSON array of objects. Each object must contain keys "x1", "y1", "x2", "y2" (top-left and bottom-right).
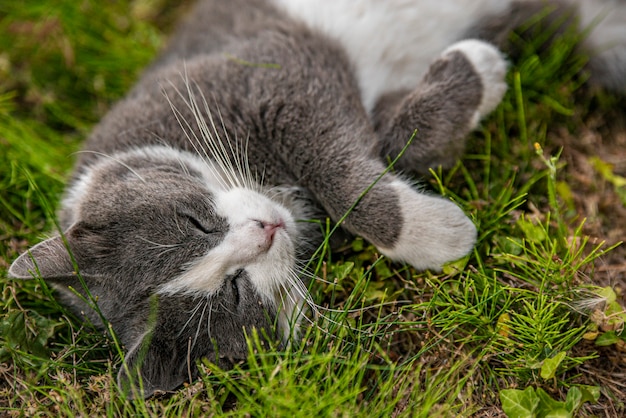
[{"x1": 271, "y1": 0, "x2": 512, "y2": 111}]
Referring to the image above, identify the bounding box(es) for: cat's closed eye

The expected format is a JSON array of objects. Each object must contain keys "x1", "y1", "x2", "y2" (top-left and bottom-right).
[{"x1": 180, "y1": 213, "x2": 218, "y2": 235}]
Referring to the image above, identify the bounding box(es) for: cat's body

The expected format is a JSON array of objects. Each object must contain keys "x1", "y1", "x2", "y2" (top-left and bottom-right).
[{"x1": 9, "y1": 0, "x2": 626, "y2": 397}]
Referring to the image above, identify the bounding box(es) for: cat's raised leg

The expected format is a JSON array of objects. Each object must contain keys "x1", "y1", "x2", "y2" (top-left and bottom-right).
[{"x1": 371, "y1": 39, "x2": 507, "y2": 175}]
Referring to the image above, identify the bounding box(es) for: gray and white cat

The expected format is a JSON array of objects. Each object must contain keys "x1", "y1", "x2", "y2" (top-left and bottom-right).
[{"x1": 8, "y1": 0, "x2": 626, "y2": 398}]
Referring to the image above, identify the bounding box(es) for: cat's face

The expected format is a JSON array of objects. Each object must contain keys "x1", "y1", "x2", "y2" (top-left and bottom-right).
[
  {"x1": 9, "y1": 145, "x2": 307, "y2": 396},
  {"x1": 64, "y1": 146, "x2": 301, "y2": 303}
]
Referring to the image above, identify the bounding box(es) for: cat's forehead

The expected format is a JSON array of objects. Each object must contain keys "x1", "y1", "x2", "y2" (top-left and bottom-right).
[
  {"x1": 99, "y1": 146, "x2": 227, "y2": 188},
  {"x1": 62, "y1": 146, "x2": 228, "y2": 223},
  {"x1": 81, "y1": 146, "x2": 225, "y2": 189}
]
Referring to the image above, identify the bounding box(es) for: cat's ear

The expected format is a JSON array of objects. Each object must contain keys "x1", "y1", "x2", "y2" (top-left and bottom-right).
[
  {"x1": 8, "y1": 235, "x2": 77, "y2": 280},
  {"x1": 117, "y1": 330, "x2": 188, "y2": 399}
]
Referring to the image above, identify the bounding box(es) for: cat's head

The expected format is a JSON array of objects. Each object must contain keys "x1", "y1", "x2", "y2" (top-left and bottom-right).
[{"x1": 8, "y1": 145, "x2": 309, "y2": 397}]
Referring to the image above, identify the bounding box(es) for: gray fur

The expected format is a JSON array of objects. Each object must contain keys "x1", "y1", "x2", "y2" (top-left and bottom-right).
[{"x1": 8, "y1": 0, "x2": 626, "y2": 398}]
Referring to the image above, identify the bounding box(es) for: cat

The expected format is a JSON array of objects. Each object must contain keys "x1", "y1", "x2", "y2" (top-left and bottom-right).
[{"x1": 8, "y1": 0, "x2": 626, "y2": 398}]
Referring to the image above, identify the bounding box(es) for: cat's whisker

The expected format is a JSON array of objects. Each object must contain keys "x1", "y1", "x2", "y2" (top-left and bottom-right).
[
  {"x1": 286, "y1": 272, "x2": 317, "y2": 309},
  {"x1": 258, "y1": 166, "x2": 267, "y2": 191},
  {"x1": 206, "y1": 298, "x2": 213, "y2": 342},
  {"x1": 164, "y1": 82, "x2": 211, "y2": 162},
  {"x1": 278, "y1": 280, "x2": 306, "y2": 317},
  {"x1": 216, "y1": 299, "x2": 237, "y2": 316},
  {"x1": 276, "y1": 283, "x2": 313, "y2": 332},
  {"x1": 188, "y1": 98, "x2": 233, "y2": 188},
  {"x1": 194, "y1": 86, "x2": 246, "y2": 190},
  {"x1": 278, "y1": 267, "x2": 406, "y2": 342},
  {"x1": 169, "y1": 69, "x2": 261, "y2": 195},
  {"x1": 311, "y1": 276, "x2": 337, "y2": 285},
  {"x1": 241, "y1": 132, "x2": 259, "y2": 192},
  {"x1": 318, "y1": 299, "x2": 411, "y2": 314},
  {"x1": 156, "y1": 247, "x2": 182, "y2": 258},
  {"x1": 276, "y1": 284, "x2": 345, "y2": 339},
  {"x1": 163, "y1": 81, "x2": 227, "y2": 189},
  {"x1": 195, "y1": 113, "x2": 239, "y2": 190},
  {"x1": 279, "y1": 279, "x2": 360, "y2": 338},
  {"x1": 191, "y1": 298, "x2": 209, "y2": 352},
  {"x1": 136, "y1": 236, "x2": 184, "y2": 258},
  {"x1": 147, "y1": 134, "x2": 194, "y2": 178},
  {"x1": 164, "y1": 74, "x2": 228, "y2": 191},
  {"x1": 137, "y1": 236, "x2": 181, "y2": 249},
  {"x1": 169, "y1": 145, "x2": 193, "y2": 178},
  {"x1": 178, "y1": 298, "x2": 206, "y2": 338},
  {"x1": 279, "y1": 270, "x2": 329, "y2": 328},
  {"x1": 211, "y1": 98, "x2": 257, "y2": 192},
  {"x1": 206, "y1": 95, "x2": 242, "y2": 185},
  {"x1": 289, "y1": 263, "x2": 413, "y2": 315},
  {"x1": 181, "y1": 77, "x2": 236, "y2": 188},
  {"x1": 172, "y1": 209, "x2": 186, "y2": 236}
]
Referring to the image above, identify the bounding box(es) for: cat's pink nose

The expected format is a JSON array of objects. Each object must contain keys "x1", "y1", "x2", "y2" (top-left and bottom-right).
[
  {"x1": 262, "y1": 220, "x2": 285, "y2": 239},
  {"x1": 256, "y1": 219, "x2": 285, "y2": 249}
]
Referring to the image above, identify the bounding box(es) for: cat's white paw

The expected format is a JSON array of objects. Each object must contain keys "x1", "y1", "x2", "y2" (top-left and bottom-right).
[
  {"x1": 377, "y1": 180, "x2": 476, "y2": 271},
  {"x1": 443, "y1": 39, "x2": 508, "y2": 126}
]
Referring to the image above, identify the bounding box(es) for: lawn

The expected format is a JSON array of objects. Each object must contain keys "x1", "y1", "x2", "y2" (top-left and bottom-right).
[{"x1": 1, "y1": 1, "x2": 625, "y2": 416}]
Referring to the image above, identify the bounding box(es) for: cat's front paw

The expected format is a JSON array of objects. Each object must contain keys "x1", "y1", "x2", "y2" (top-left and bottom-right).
[
  {"x1": 443, "y1": 39, "x2": 508, "y2": 126},
  {"x1": 377, "y1": 180, "x2": 476, "y2": 271}
]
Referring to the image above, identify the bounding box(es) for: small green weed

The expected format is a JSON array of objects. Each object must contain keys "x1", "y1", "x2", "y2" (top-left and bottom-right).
[{"x1": 500, "y1": 385, "x2": 601, "y2": 418}]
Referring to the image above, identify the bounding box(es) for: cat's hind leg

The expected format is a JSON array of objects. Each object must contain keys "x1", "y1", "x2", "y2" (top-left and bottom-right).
[{"x1": 372, "y1": 39, "x2": 507, "y2": 175}]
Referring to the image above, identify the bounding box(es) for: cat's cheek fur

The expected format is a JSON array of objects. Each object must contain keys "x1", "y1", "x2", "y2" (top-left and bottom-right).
[
  {"x1": 377, "y1": 180, "x2": 476, "y2": 271},
  {"x1": 442, "y1": 39, "x2": 508, "y2": 128}
]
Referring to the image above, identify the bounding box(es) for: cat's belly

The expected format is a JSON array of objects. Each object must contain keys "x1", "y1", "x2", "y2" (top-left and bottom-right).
[{"x1": 271, "y1": 0, "x2": 512, "y2": 111}]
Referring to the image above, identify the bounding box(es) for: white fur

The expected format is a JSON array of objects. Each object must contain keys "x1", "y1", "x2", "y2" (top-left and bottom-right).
[
  {"x1": 272, "y1": 0, "x2": 626, "y2": 110},
  {"x1": 271, "y1": 0, "x2": 511, "y2": 111},
  {"x1": 442, "y1": 40, "x2": 508, "y2": 127},
  {"x1": 377, "y1": 180, "x2": 477, "y2": 271}
]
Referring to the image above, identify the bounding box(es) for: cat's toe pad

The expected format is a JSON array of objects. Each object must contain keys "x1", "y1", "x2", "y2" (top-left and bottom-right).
[
  {"x1": 443, "y1": 39, "x2": 508, "y2": 125},
  {"x1": 377, "y1": 180, "x2": 476, "y2": 271}
]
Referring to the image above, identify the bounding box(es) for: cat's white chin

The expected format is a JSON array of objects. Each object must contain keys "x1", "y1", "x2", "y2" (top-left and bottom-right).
[{"x1": 377, "y1": 180, "x2": 476, "y2": 271}]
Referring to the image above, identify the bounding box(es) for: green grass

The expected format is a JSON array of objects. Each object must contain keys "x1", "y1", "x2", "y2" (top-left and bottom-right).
[{"x1": 2, "y1": 1, "x2": 626, "y2": 416}]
